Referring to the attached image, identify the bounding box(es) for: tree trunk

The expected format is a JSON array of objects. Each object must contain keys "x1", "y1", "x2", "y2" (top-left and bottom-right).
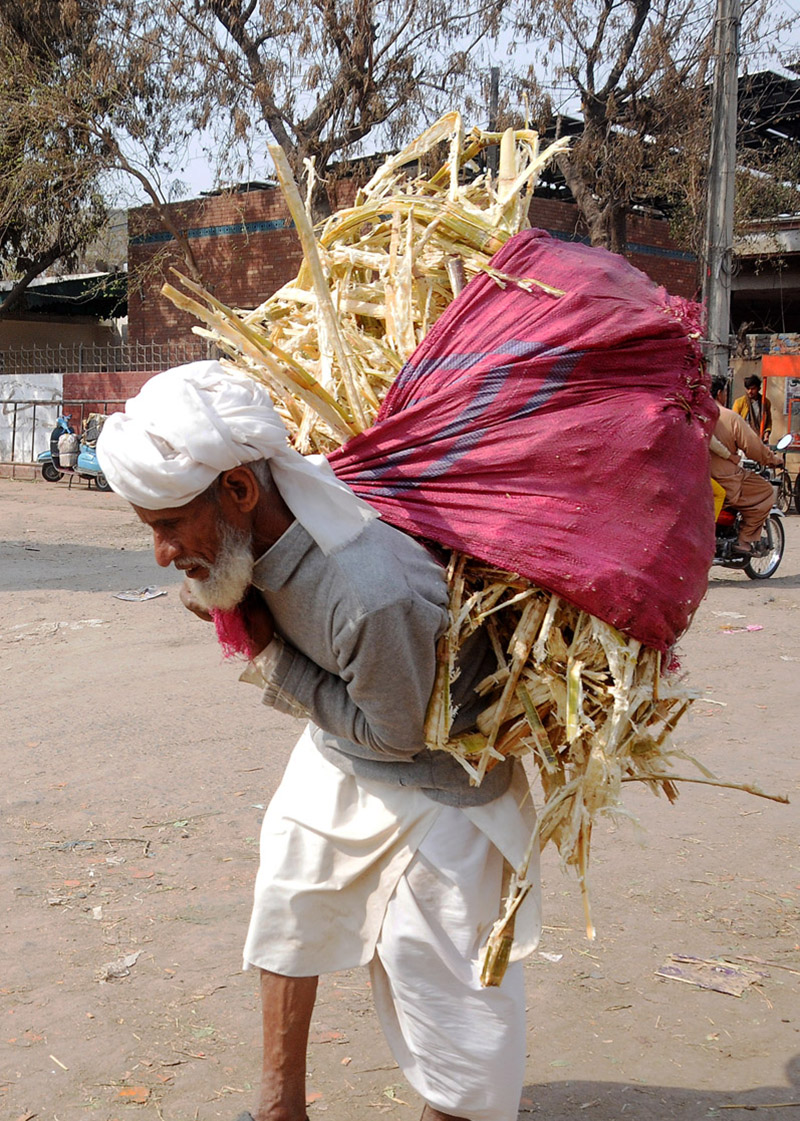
[
  {"x1": 556, "y1": 151, "x2": 611, "y2": 248},
  {"x1": 607, "y1": 203, "x2": 628, "y2": 255},
  {"x1": 310, "y1": 182, "x2": 333, "y2": 224}
]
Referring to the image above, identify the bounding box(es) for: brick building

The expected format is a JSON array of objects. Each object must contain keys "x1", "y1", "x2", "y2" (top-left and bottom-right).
[
  {"x1": 128, "y1": 184, "x2": 699, "y2": 350},
  {"x1": 129, "y1": 183, "x2": 307, "y2": 351},
  {"x1": 732, "y1": 216, "x2": 800, "y2": 334}
]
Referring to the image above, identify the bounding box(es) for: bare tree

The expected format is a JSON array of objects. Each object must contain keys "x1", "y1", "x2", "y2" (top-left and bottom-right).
[
  {"x1": 165, "y1": 0, "x2": 506, "y2": 219},
  {"x1": 2, "y1": 0, "x2": 510, "y2": 312},
  {"x1": 0, "y1": 1, "x2": 107, "y2": 317},
  {"x1": 513, "y1": 0, "x2": 795, "y2": 255},
  {"x1": 0, "y1": 0, "x2": 208, "y2": 316}
]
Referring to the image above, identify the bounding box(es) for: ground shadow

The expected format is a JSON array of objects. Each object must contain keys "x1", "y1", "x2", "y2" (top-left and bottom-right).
[
  {"x1": 0, "y1": 540, "x2": 167, "y2": 594},
  {"x1": 708, "y1": 571, "x2": 800, "y2": 589},
  {"x1": 521, "y1": 1054, "x2": 800, "y2": 1119}
]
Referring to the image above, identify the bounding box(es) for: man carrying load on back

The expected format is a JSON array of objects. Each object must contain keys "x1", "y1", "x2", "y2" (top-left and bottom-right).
[
  {"x1": 709, "y1": 376, "x2": 783, "y2": 556},
  {"x1": 97, "y1": 360, "x2": 541, "y2": 1121}
]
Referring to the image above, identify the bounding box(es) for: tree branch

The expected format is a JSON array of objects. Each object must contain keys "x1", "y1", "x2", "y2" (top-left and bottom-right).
[
  {"x1": 0, "y1": 243, "x2": 69, "y2": 320},
  {"x1": 96, "y1": 128, "x2": 205, "y2": 285},
  {"x1": 599, "y1": 0, "x2": 652, "y2": 100}
]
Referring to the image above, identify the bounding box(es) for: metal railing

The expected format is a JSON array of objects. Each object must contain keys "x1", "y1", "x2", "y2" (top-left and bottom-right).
[
  {"x1": 0, "y1": 339, "x2": 207, "y2": 375},
  {"x1": 1, "y1": 397, "x2": 125, "y2": 468}
]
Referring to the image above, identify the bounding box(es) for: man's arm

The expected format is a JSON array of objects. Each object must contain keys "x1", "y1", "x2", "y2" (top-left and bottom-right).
[
  {"x1": 244, "y1": 596, "x2": 446, "y2": 760},
  {"x1": 730, "y1": 410, "x2": 780, "y2": 467},
  {"x1": 709, "y1": 433, "x2": 735, "y2": 461}
]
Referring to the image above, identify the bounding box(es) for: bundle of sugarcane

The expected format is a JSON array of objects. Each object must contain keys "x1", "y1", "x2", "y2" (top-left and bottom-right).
[
  {"x1": 163, "y1": 113, "x2": 569, "y2": 453},
  {"x1": 164, "y1": 115, "x2": 786, "y2": 978}
]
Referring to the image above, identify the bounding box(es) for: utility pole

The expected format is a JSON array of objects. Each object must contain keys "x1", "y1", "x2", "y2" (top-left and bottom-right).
[
  {"x1": 702, "y1": 0, "x2": 741, "y2": 387},
  {"x1": 488, "y1": 66, "x2": 500, "y2": 177}
]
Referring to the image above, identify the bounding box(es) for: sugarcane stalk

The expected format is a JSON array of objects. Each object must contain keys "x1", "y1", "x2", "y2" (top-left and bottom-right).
[
  {"x1": 577, "y1": 823, "x2": 596, "y2": 941},
  {"x1": 621, "y1": 774, "x2": 789, "y2": 803},
  {"x1": 268, "y1": 144, "x2": 368, "y2": 431},
  {"x1": 480, "y1": 797, "x2": 544, "y2": 986},
  {"x1": 161, "y1": 280, "x2": 357, "y2": 442}
]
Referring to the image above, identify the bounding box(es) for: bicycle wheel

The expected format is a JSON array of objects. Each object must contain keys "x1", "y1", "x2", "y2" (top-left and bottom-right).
[
  {"x1": 795, "y1": 472, "x2": 800, "y2": 516},
  {"x1": 775, "y1": 470, "x2": 793, "y2": 514}
]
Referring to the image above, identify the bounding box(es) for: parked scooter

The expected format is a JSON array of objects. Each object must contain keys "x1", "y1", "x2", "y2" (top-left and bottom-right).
[
  {"x1": 712, "y1": 433, "x2": 792, "y2": 580},
  {"x1": 38, "y1": 413, "x2": 112, "y2": 492}
]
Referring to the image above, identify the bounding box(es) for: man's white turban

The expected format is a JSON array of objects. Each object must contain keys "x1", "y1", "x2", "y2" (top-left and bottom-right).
[{"x1": 96, "y1": 361, "x2": 377, "y2": 554}]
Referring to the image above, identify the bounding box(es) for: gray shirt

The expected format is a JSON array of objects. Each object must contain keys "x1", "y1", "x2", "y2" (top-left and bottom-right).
[{"x1": 249, "y1": 518, "x2": 511, "y2": 806}]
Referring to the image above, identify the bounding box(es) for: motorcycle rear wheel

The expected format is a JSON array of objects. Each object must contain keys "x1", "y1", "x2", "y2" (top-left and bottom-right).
[
  {"x1": 94, "y1": 473, "x2": 112, "y2": 492},
  {"x1": 744, "y1": 514, "x2": 785, "y2": 579},
  {"x1": 41, "y1": 462, "x2": 63, "y2": 483}
]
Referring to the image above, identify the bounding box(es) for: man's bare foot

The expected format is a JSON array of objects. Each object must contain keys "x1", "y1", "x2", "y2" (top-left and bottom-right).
[
  {"x1": 238, "y1": 1112, "x2": 309, "y2": 1121},
  {"x1": 420, "y1": 1105, "x2": 470, "y2": 1121}
]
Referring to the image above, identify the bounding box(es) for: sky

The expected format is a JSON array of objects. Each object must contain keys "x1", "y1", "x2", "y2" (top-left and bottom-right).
[{"x1": 104, "y1": 1, "x2": 800, "y2": 209}]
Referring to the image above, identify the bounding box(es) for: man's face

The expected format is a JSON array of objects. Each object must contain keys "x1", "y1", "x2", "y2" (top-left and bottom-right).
[
  {"x1": 747, "y1": 383, "x2": 760, "y2": 400},
  {"x1": 134, "y1": 492, "x2": 254, "y2": 611}
]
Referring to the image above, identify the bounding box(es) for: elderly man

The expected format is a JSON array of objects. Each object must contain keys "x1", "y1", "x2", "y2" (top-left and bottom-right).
[
  {"x1": 98, "y1": 361, "x2": 540, "y2": 1121},
  {"x1": 710, "y1": 375, "x2": 782, "y2": 555}
]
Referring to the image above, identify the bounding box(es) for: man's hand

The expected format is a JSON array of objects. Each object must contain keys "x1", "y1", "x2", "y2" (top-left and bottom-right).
[
  {"x1": 179, "y1": 582, "x2": 274, "y2": 656},
  {"x1": 239, "y1": 586, "x2": 275, "y2": 656},
  {"x1": 180, "y1": 580, "x2": 213, "y2": 621}
]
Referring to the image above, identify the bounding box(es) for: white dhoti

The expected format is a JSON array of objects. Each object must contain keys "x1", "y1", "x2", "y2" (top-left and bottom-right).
[{"x1": 244, "y1": 728, "x2": 541, "y2": 1121}]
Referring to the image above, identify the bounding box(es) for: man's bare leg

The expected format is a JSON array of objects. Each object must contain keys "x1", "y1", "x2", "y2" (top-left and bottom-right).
[
  {"x1": 420, "y1": 1106, "x2": 469, "y2": 1121},
  {"x1": 254, "y1": 970, "x2": 318, "y2": 1121},
  {"x1": 253, "y1": 976, "x2": 470, "y2": 1121}
]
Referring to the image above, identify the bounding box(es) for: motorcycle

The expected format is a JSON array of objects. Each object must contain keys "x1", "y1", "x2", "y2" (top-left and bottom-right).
[
  {"x1": 37, "y1": 413, "x2": 112, "y2": 492},
  {"x1": 713, "y1": 433, "x2": 792, "y2": 580}
]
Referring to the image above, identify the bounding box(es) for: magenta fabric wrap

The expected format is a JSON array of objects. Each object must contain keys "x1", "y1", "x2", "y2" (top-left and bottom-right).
[
  {"x1": 212, "y1": 607, "x2": 254, "y2": 659},
  {"x1": 328, "y1": 229, "x2": 717, "y2": 652}
]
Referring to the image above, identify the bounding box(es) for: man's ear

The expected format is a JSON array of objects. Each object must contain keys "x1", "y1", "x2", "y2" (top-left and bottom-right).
[{"x1": 218, "y1": 466, "x2": 261, "y2": 515}]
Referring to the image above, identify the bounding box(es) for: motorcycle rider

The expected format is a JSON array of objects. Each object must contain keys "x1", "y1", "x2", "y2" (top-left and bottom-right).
[{"x1": 710, "y1": 376, "x2": 783, "y2": 557}]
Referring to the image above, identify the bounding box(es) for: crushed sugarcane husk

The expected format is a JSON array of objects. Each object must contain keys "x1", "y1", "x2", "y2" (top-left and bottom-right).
[{"x1": 163, "y1": 114, "x2": 787, "y2": 984}]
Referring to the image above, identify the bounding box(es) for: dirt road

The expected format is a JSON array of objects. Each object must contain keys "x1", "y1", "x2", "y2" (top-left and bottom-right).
[{"x1": 2, "y1": 477, "x2": 798, "y2": 1121}]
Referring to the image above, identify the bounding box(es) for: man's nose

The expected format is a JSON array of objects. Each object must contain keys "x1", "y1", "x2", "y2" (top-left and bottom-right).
[{"x1": 153, "y1": 532, "x2": 180, "y2": 568}]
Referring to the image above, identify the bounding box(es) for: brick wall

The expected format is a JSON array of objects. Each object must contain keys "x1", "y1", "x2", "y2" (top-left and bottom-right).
[
  {"x1": 127, "y1": 184, "x2": 304, "y2": 351},
  {"x1": 527, "y1": 196, "x2": 699, "y2": 299},
  {"x1": 128, "y1": 187, "x2": 699, "y2": 348},
  {"x1": 63, "y1": 369, "x2": 151, "y2": 405}
]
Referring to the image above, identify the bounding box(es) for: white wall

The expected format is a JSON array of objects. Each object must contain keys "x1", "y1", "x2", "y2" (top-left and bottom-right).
[{"x1": 0, "y1": 373, "x2": 64, "y2": 462}]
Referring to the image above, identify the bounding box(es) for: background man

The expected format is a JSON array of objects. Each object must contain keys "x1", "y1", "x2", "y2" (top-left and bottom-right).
[
  {"x1": 710, "y1": 375, "x2": 782, "y2": 555},
  {"x1": 98, "y1": 361, "x2": 540, "y2": 1121},
  {"x1": 733, "y1": 374, "x2": 772, "y2": 441}
]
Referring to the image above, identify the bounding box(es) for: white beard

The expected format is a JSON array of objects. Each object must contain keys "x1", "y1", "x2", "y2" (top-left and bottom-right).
[{"x1": 184, "y1": 525, "x2": 255, "y2": 612}]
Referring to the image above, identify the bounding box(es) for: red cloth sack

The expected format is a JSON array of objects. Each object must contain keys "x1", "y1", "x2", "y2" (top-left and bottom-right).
[{"x1": 329, "y1": 229, "x2": 717, "y2": 652}]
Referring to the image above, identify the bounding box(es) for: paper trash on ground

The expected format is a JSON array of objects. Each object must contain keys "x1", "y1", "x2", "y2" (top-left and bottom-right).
[
  {"x1": 655, "y1": 954, "x2": 768, "y2": 996},
  {"x1": 114, "y1": 586, "x2": 167, "y2": 602}
]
